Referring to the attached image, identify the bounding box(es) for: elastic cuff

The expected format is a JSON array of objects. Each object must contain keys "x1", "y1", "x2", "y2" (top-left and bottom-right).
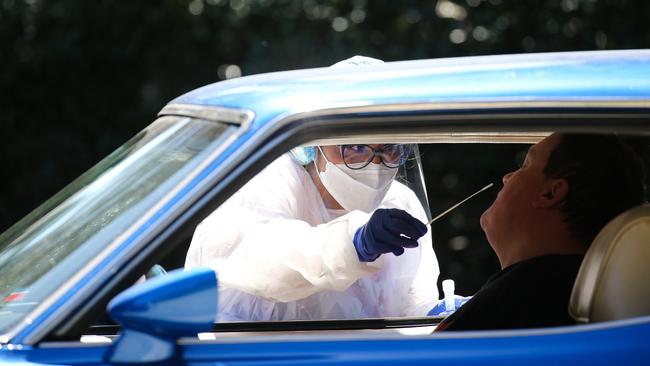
[{"x1": 353, "y1": 226, "x2": 380, "y2": 262}]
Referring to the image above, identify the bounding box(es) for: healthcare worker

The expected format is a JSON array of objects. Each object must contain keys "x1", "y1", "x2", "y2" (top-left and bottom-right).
[{"x1": 185, "y1": 57, "x2": 440, "y2": 321}]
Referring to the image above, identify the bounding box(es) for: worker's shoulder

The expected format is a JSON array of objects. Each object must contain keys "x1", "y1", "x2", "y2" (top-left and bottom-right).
[{"x1": 244, "y1": 154, "x2": 305, "y2": 188}]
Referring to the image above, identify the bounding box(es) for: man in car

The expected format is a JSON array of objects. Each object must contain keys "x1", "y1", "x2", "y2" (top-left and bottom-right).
[{"x1": 436, "y1": 133, "x2": 646, "y2": 331}]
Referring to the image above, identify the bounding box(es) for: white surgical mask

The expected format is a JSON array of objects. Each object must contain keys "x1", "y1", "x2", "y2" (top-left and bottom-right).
[{"x1": 316, "y1": 147, "x2": 397, "y2": 213}]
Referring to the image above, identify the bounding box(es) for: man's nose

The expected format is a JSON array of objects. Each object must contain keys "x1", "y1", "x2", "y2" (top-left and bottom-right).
[
  {"x1": 502, "y1": 171, "x2": 514, "y2": 184},
  {"x1": 371, "y1": 154, "x2": 383, "y2": 164}
]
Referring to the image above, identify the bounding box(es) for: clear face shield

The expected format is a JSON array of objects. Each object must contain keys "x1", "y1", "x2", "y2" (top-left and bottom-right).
[{"x1": 395, "y1": 144, "x2": 432, "y2": 222}]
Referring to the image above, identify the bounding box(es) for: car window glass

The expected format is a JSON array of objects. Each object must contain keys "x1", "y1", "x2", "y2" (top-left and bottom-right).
[{"x1": 0, "y1": 116, "x2": 233, "y2": 335}]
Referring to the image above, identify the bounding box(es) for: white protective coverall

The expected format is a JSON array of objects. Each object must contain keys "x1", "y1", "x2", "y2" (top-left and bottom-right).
[{"x1": 185, "y1": 154, "x2": 440, "y2": 321}]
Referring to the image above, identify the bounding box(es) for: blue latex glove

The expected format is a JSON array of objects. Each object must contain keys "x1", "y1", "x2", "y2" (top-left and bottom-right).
[
  {"x1": 427, "y1": 295, "x2": 472, "y2": 316},
  {"x1": 353, "y1": 208, "x2": 428, "y2": 262}
]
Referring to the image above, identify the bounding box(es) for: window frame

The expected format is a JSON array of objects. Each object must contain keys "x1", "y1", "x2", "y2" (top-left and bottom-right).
[{"x1": 42, "y1": 105, "x2": 650, "y2": 343}]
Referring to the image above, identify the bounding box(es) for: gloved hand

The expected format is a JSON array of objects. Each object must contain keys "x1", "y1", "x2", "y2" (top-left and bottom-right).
[
  {"x1": 353, "y1": 208, "x2": 428, "y2": 262},
  {"x1": 427, "y1": 295, "x2": 472, "y2": 316}
]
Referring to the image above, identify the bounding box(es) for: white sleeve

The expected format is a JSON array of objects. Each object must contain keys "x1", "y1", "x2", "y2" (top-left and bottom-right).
[
  {"x1": 215, "y1": 210, "x2": 383, "y2": 302},
  {"x1": 185, "y1": 156, "x2": 383, "y2": 303}
]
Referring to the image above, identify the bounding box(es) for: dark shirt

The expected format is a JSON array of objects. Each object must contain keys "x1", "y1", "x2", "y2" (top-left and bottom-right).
[{"x1": 436, "y1": 254, "x2": 584, "y2": 331}]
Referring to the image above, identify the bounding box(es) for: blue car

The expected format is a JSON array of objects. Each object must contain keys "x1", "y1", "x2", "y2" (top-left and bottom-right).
[{"x1": 1, "y1": 50, "x2": 649, "y2": 365}]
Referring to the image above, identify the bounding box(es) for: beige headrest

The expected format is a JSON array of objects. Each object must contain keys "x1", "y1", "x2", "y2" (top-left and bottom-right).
[{"x1": 569, "y1": 204, "x2": 650, "y2": 323}]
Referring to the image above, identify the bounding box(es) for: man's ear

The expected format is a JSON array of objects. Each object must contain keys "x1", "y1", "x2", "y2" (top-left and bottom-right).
[{"x1": 534, "y1": 178, "x2": 569, "y2": 209}]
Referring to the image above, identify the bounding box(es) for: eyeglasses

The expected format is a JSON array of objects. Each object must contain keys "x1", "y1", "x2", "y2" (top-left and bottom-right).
[{"x1": 340, "y1": 144, "x2": 411, "y2": 170}]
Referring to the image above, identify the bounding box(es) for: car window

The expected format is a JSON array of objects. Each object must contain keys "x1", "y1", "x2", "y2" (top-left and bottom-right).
[
  {"x1": 191, "y1": 137, "x2": 647, "y2": 326},
  {"x1": 85, "y1": 136, "x2": 650, "y2": 339},
  {"x1": 0, "y1": 116, "x2": 234, "y2": 335},
  {"x1": 174, "y1": 142, "x2": 525, "y2": 324}
]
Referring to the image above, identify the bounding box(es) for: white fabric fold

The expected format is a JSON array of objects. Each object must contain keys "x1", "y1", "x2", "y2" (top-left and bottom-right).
[{"x1": 185, "y1": 154, "x2": 439, "y2": 321}]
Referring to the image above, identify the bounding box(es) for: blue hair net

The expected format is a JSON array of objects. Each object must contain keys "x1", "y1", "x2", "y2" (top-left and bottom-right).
[{"x1": 289, "y1": 146, "x2": 316, "y2": 165}]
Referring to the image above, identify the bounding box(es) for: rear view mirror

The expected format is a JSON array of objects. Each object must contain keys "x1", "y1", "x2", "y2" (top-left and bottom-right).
[{"x1": 106, "y1": 267, "x2": 217, "y2": 364}]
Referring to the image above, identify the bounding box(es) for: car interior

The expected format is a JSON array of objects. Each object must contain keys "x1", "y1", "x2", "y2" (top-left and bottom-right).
[
  {"x1": 70, "y1": 131, "x2": 649, "y2": 342},
  {"x1": 569, "y1": 203, "x2": 650, "y2": 323}
]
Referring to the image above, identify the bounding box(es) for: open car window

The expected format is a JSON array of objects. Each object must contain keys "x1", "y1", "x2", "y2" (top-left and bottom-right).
[
  {"x1": 77, "y1": 131, "x2": 650, "y2": 342},
  {"x1": 136, "y1": 140, "x2": 531, "y2": 326}
]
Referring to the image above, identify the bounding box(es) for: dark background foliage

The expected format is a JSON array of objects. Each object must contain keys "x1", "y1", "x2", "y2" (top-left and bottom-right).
[{"x1": 1, "y1": 0, "x2": 649, "y2": 294}]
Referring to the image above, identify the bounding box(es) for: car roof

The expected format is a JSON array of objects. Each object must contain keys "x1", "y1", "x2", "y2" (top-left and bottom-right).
[{"x1": 170, "y1": 50, "x2": 650, "y2": 131}]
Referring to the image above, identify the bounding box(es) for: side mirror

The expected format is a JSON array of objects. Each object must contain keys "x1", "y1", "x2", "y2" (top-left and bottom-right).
[{"x1": 105, "y1": 267, "x2": 217, "y2": 364}]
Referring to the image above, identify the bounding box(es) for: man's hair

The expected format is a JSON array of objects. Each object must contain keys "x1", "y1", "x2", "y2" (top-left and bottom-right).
[{"x1": 543, "y1": 134, "x2": 646, "y2": 246}]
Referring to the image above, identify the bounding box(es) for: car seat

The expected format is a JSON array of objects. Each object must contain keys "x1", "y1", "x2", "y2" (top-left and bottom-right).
[{"x1": 569, "y1": 203, "x2": 650, "y2": 323}]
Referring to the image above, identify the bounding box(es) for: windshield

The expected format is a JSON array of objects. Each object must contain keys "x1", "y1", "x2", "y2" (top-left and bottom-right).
[{"x1": 0, "y1": 116, "x2": 233, "y2": 335}]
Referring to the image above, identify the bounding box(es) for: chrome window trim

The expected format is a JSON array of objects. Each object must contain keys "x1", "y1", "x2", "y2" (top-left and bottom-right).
[
  {"x1": 175, "y1": 315, "x2": 650, "y2": 345},
  {"x1": 3, "y1": 106, "x2": 254, "y2": 345},
  {"x1": 246, "y1": 99, "x2": 650, "y2": 155},
  {"x1": 158, "y1": 103, "x2": 254, "y2": 125},
  {"x1": 30, "y1": 315, "x2": 650, "y2": 348},
  {"x1": 307, "y1": 132, "x2": 551, "y2": 145},
  {"x1": 39, "y1": 339, "x2": 113, "y2": 348}
]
